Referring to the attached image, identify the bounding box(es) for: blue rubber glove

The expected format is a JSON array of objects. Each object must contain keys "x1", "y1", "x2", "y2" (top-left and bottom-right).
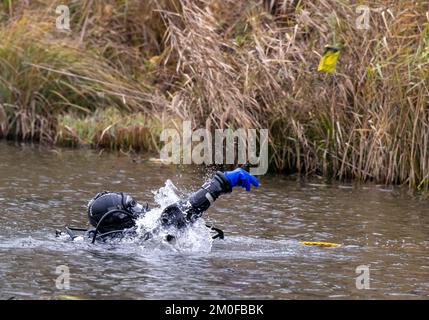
[{"x1": 223, "y1": 168, "x2": 259, "y2": 191}]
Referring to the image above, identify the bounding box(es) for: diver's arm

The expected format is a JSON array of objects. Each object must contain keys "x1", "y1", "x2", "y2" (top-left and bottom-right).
[
  {"x1": 184, "y1": 171, "x2": 232, "y2": 222},
  {"x1": 186, "y1": 168, "x2": 259, "y2": 220},
  {"x1": 160, "y1": 168, "x2": 259, "y2": 227}
]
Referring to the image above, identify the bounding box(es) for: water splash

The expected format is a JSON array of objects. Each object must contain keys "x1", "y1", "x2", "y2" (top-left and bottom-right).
[
  {"x1": 134, "y1": 180, "x2": 213, "y2": 253},
  {"x1": 152, "y1": 179, "x2": 181, "y2": 208}
]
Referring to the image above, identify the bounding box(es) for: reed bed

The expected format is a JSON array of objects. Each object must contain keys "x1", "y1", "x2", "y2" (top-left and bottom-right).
[
  {"x1": 0, "y1": 0, "x2": 428, "y2": 189},
  {"x1": 56, "y1": 108, "x2": 162, "y2": 152}
]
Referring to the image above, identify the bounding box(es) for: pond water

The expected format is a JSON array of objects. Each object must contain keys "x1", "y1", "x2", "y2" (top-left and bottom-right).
[{"x1": 0, "y1": 141, "x2": 428, "y2": 299}]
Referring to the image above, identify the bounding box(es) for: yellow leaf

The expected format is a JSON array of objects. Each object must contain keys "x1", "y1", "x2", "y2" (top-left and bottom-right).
[
  {"x1": 149, "y1": 55, "x2": 162, "y2": 65},
  {"x1": 147, "y1": 46, "x2": 170, "y2": 66},
  {"x1": 318, "y1": 46, "x2": 341, "y2": 74}
]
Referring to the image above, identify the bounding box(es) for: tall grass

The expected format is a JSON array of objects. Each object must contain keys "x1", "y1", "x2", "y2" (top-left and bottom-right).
[
  {"x1": 56, "y1": 108, "x2": 162, "y2": 152},
  {"x1": 0, "y1": 1, "x2": 428, "y2": 189},
  {"x1": 0, "y1": 7, "x2": 158, "y2": 142},
  {"x1": 164, "y1": 0, "x2": 429, "y2": 188}
]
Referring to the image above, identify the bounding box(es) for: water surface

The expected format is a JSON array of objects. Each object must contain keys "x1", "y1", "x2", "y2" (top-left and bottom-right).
[{"x1": 0, "y1": 142, "x2": 428, "y2": 299}]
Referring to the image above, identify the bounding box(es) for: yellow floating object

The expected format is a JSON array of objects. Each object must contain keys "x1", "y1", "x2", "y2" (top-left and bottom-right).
[
  {"x1": 299, "y1": 241, "x2": 341, "y2": 247},
  {"x1": 55, "y1": 295, "x2": 84, "y2": 300},
  {"x1": 317, "y1": 46, "x2": 341, "y2": 74}
]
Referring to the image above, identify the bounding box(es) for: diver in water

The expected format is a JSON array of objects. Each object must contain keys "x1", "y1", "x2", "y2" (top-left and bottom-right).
[{"x1": 58, "y1": 168, "x2": 259, "y2": 243}]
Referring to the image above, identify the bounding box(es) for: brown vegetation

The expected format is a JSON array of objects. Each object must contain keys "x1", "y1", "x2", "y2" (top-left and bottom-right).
[{"x1": 0, "y1": 1, "x2": 428, "y2": 188}]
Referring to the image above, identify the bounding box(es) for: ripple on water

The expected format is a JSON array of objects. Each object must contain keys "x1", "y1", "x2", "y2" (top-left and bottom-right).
[{"x1": 1, "y1": 142, "x2": 429, "y2": 299}]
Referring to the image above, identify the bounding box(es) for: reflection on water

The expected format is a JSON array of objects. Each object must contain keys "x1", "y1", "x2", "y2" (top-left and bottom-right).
[{"x1": 0, "y1": 141, "x2": 429, "y2": 299}]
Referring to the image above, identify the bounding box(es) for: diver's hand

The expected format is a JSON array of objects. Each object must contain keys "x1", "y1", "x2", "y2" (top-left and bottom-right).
[{"x1": 223, "y1": 168, "x2": 259, "y2": 191}]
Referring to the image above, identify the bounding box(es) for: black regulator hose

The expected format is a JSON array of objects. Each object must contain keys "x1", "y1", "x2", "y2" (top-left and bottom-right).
[{"x1": 91, "y1": 209, "x2": 136, "y2": 244}]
